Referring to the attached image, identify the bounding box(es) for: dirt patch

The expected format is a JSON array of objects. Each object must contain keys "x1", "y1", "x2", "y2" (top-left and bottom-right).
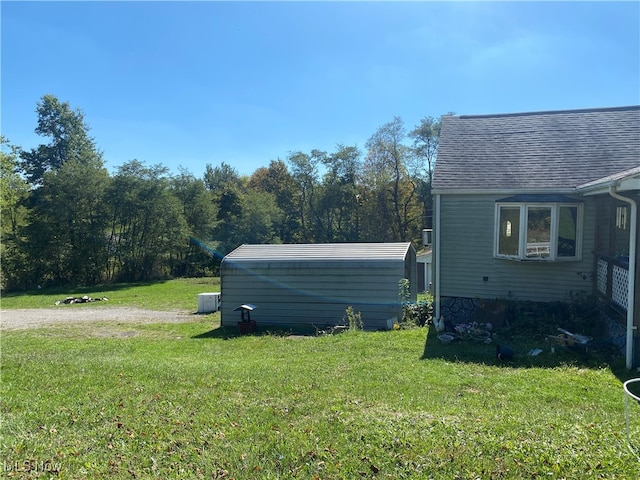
[{"x1": 0, "y1": 306, "x2": 195, "y2": 331}]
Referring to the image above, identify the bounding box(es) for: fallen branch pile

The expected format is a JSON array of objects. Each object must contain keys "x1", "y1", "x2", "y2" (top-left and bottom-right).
[{"x1": 55, "y1": 295, "x2": 109, "y2": 305}]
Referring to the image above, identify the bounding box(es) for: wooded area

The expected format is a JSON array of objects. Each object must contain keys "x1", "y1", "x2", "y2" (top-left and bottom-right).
[{"x1": 1, "y1": 95, "x2": 441, "y2": 291}]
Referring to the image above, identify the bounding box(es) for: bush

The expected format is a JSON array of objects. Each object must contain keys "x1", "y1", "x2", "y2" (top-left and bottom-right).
[
  {"x1": 400, "y1": 300, "x2": 432, "y2": 328},
  {"x1": 343, "y1": 306, "x2": 363, "y2": 331}
]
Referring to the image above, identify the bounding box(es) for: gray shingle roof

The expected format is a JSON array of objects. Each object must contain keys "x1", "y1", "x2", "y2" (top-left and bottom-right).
[{"x1": 432, "y1": 106, "x2": 640, "y2": 193}]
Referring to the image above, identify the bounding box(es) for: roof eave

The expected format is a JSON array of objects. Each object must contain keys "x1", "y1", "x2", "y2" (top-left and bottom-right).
[
  {"x1": 431, "y1": 187, "x2": 578, "y2": 196},
  {"x1": 575, "y1": 173, "x2": 640, "y2": 196}
]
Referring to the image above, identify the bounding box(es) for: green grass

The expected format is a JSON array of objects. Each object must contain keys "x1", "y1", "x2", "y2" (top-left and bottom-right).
[
  {"x1": 1, "y1": 281, "x2": 639, "y2": 479},
  {"x1": 0, "y1": 278, "x2": 220, "y2": 311}
]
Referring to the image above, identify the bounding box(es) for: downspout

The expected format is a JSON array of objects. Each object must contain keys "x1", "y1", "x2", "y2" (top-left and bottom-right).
[
  {"x1": 609, "y1": 185, "x2": 637, "y2": 370},
  {"x1": 433, "y1": 193, "x2": 444, "y2": 331}
]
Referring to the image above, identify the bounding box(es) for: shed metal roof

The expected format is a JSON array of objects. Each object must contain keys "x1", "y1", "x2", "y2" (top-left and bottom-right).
[
  {"x1": 223, "y1": 243, "x2": 413, "y2": 262},
  {"x1": 433, "y1": 106, "x2": 640, "y2": 193}
]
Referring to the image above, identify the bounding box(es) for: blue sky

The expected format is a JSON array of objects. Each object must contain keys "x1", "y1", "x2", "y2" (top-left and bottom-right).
[{"x1": 2, "y1": 1, "x2": 639, "y2": 177}]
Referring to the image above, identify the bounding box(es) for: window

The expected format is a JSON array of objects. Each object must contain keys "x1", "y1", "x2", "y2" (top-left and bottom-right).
[
  {"x1": 495, "y1": 201, "x2": 582, "y2": 261},
  {"x1": 616, "y1": 206, "x2": 628, "y2": 230}
]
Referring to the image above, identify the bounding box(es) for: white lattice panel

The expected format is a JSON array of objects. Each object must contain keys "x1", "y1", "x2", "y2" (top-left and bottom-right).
[
  {"x1": 612, "y1": 265, "x2": 629, "y2": 310},
  {"x1": 597, "y1": 259, "x2": 608, "y2": 295}
]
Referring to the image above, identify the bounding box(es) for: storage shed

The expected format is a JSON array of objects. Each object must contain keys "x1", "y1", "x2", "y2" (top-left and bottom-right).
[
  {"x1": 220, "y1": 243, "x2": 417, "y2": 330},
  {"x1": 416, "y1": 249, "x2": 433, "y2": 293}
]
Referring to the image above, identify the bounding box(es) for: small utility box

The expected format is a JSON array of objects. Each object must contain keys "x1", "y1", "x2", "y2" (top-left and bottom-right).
[{"x1": 197, "y1": 292, "x2": 220, "y2": 313}]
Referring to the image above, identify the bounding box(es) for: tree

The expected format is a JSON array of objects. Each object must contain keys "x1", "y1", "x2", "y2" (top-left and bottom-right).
[
  {"x1": 248, "y1": 159, "x2": 298, "y2": 243},
  {"x1": 211, "y1": 187, "x2": 284, "y2": 255},
  {"x1": 287, "y1": 150, "x2": 323, "y2": 242},
  {"x1": 105, "y1": 161, "x2": 187, "y2": 282},
  {"x1": 20, "y1": 94, "x2": 103, "y2": 186},
  {"x1": 172, "y1": 167, "x2": 216, "y2": 240},
  {"x1": 204, "y1": 162, "x2": 245, "y2": 222},
  {"x1": 318, "y1": 145, "x2": 362, "y2": 242},
  {"x1": 409, "y1": 116, "x2": 441, "y2": 186},
  {"x1": 0, "y1": 137, "x2": 30, "y2": 290},
  {"x1": 204, "y1": 162, "x2": 242, "y2": 192},
  {"x1": 0, "y1": 137, "x2": 28, "y2": 239},
  {"x1": 170, "y1": 168, "x2": 218, "y2": 277},
  {"x1": 225, "y1": 190, "x2": 284, "y2": 252},
  {"x1": 14, "y1": 95, "x2": 109, "y2": 287},
  {"x1": 22, "y1": 158, "x2": 110, "y2": 286},
  {"x1": 409, "y1": 116, "x2": 441, "y2": 229},
  {"x1": 362, "y1": 117, "x2": 420, "y2": 242}
]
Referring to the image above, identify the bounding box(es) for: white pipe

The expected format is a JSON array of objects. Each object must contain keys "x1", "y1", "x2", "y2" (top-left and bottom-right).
[
  {"x1": 609, "y1": 185, "x2": 637, "y2": 370},
  {"x1": 433, "y1": 193, "x2": 444, "y2": 331}
]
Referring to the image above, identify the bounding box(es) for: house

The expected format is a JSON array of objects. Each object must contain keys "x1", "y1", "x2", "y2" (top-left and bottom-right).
[
  {"x1": 220, "y1": 243, "x2": 417, "y2": 330},
  {"x1": 417, "y1": 248, "x2": 433, "y2": 293},
  {"x1": 431, "y1": 106, "x2": 640, "y2": 368}
]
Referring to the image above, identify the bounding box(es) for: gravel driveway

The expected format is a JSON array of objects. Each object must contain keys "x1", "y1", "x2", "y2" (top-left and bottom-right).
[{"x1": 1, "y1": 306, "x2": 196, "y2": 330}]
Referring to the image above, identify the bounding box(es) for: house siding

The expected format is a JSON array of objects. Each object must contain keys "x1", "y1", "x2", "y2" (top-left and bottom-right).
[
  {"x1": 438, "y1": 194, "x2": 596, "y2": 302},
  {"x1": 594, "y1": 196, "x2": 614, "y2": 254},
  {"x1": 220, "y1": 244, "x2": 416, "y2": 330},
  {"x1": 635, "y1": 199, "x2": 640, "y2": 363}
]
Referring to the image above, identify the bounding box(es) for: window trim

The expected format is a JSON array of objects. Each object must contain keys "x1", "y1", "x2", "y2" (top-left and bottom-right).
[{"x1": 494, "y1": 201, "x2": 583, "y2": 261}]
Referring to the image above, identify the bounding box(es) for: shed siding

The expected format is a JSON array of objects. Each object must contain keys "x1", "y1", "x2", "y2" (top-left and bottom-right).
[
  {"x1": 439, "y1": 194, "x2": 596, "y2": 302},
  {"x1": 221, "y1": 244, "x2": 416, "y2": 330}
]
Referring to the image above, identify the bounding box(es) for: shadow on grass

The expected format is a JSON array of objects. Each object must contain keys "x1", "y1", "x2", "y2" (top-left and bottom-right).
[
  {"x1": 192, "y1": 326, "x2": 237, "y2": 340},
  {"x1": 421, "y1": 325, "x2": 629, "y2": 374},
  {"x1": 192, "y1": 324, "x2": 319, "y2": 340}
]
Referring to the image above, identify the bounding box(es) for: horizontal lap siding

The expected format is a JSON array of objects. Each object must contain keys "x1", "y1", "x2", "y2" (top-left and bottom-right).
[
  {"x1": 439, "y1": 194, "x2": 596, "y2": 302},
  {"x1": 221, "y1": 260, "x2": 406, "y2": 329}
]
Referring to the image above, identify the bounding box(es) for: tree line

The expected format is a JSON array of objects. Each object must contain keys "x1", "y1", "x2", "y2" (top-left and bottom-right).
[{"x1": 1, "y1": 94, "x2": 441, "y2": 291}]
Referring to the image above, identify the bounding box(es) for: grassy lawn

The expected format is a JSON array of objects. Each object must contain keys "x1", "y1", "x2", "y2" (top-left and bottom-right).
[
  {"x1": 0, "y1": 278, "x2": 220, "y2": 311},
  {"x1": 1, "y1": 279, "x2": 639, "y2": 478}
]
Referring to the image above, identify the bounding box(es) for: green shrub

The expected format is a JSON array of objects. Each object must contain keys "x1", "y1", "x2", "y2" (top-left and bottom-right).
[
  {"x1": 400, "y1": 300, "x2": 432, "y2": 328},
  {"x1": 343, "y1": 305, "x2": 363, "y2": 331},
  {"x1": 397, "y1": 278, "x2": 411, "y2": 304}
]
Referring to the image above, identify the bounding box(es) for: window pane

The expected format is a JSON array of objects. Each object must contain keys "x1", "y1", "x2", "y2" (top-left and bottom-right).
[
  {"x1": 498, "y1": 207, "x2": 520, "y2": 256},
  {"x1": 526, "y1": 207, "x2": 551, "y2": 258},
  {"x1": 557, "y1": 206, "x2": 577, "y2": 257}
]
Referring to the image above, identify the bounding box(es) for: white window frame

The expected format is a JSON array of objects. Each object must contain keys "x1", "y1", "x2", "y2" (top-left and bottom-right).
[{"x1": 494, "y1": 202, "x2": 583, "y2": 261}]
